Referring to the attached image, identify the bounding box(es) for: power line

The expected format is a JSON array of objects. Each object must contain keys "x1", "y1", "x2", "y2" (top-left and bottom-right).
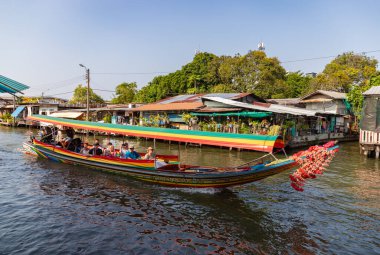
[
  {"x1": 93, "y1": 89, "x2": 115, "y2": 93},
  {"x1": 45, "y1": 91, "x2": 74, "y2": 97},
  {"x1": 92, "y1": 72, "x2": 170, "y2": 75},
  {"x1": 281, "y1": 49, "x2": 380, "y2": 64},
  {"x1": 33, "y1": 75, "x2": 84, "y2": 87}
]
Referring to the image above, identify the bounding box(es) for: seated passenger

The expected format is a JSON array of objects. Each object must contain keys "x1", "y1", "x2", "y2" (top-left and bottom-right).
[
  {"x1": 59, "y1": 136, "x2": 72, "y2": 149},
  {"x1": 125, "y1": 145, "x2": 140, "y2": 160},
  {"x1": 119, "y1": 143, "x2": 129, "y2": 158},
  {"x1": 80, "y1": 143, "x2": 91, "y2": 156},
  {"x1": 142, "y1": 147, "x2": 156, "y2": 160},
  {"x1": 89, "y1": 143, "x2": 103, "y2": 156},
  {"x1": 104, "y1": 142, "x2": 115, "y2": 157}
]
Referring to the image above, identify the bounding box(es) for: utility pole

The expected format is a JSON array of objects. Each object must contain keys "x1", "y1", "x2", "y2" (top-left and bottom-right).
[
  {"x1": 86, "y1": 68, "x2": 90, "y2": 121},
  {"x1": 79, "y1": 64, "x2": 90, "y2": 121}
]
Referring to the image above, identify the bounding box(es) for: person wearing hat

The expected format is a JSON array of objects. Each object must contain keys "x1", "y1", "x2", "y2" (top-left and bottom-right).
[
  {"x1": 125, "y1": 145, "x2": 141, "y2": 160},
  {"x1": 119, "y1": 143, "x2": 129, "y2": 158},
  {"x1": 142, "y1": 147, "x2": 156, "y2": 160},
  {"x1": 89, "y1": 142, "x2": 103, "y2": 156}
]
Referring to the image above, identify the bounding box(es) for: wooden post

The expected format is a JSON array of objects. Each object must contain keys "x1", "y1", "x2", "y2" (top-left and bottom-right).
[{"x1": 376, "y1": 146, "x2": 380, "y2": 159}]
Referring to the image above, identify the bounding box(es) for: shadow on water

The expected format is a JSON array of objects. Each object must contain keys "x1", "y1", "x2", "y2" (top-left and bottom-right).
[{"x1": 31, "y1": 157, "x2": 319, "y2": 254}]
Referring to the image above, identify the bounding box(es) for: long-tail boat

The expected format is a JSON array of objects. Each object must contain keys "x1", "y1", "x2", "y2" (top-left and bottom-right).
[{"x1": 23, "y1": 115, "x2": 338, "y2": 188}]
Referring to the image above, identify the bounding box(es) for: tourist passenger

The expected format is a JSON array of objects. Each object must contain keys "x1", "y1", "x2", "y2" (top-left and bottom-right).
[
  {"x1": 66, "y1": 127, "x2": 75, "y2": 139},
  {"x1": 93, "y1": 139, "x2": 102, "y2": 148},
  {"x1": 142, "y1": 147, "x2": 156, "y2": 160},
  {"x1": 80, "y1": 143, "x2": 91, "y2": 156},
  {"x1": 119, "y1": 143, "x2": 129, "y2": 158},
  {"x1": 89, "y1": 143, "x2": 103, "y2": 156},
  {"x1": 59, "y1": 136, "x2": 72, "y2": 149},
  {"x1": 125, "y1": 145, "x2": 141, "y2": 160},
  {"x1": 104, "y1": 142, "x2": 115, "y2": 157}
]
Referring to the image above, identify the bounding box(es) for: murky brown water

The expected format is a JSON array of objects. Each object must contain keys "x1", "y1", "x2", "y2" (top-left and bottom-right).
[{"x1": 0, "y1": 126, "x2": 379, "y2": 254}]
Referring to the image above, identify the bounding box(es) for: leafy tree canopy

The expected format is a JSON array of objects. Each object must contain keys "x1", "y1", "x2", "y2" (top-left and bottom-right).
[
  {"x1": 134, "y1": 50, "x2": 287, "y2": 102},
  {"x1": 70, "y1": 84, "x2": 104, "y2": 104},
  {"x1": 347, "y1": 74, "x2": 380, "y2": 117},
  {"x1": 310, "y1": 52, "x2": 378, "y2": 93},
  {"x1": 284, "y1": 71, "x2": 312, "y2": 98},
  {"x1": 111, "y1": 82, "x2": 137, "y2": 104}
]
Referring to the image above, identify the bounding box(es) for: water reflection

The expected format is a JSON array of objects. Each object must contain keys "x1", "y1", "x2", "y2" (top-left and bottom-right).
[
  {"x1": 33, "y1": 158, "x2": 320, "y2": 254},
  {"x1": 1, "y1": 127, "x2": 379, "y2": 254}
]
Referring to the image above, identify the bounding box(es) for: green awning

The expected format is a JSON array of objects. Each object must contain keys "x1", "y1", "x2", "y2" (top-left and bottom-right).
[
  {"x1": 190, "y1": 111, "x2": 272, "y2": 118},
  {"x1": 0, "y1": 75, "x2": 29, "y2": 95}
]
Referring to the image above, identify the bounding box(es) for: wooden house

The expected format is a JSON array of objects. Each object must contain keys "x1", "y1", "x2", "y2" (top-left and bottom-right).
[{"x1": 359, "y1": 86, "x2": 380, "y2": 158}]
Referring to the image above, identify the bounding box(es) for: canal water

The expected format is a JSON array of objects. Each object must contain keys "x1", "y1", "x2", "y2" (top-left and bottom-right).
[{"x1": 0, "y1": 126, "x2": 379, "y2": 255}]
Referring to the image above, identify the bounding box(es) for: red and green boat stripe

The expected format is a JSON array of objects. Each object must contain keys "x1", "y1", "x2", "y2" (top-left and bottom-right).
[
  {"x1": 28, "y1": 115, "x2": 284, "y2": 153},
  {"x1": 34, "y1": 140, "x2": 156, "y2": 170}
]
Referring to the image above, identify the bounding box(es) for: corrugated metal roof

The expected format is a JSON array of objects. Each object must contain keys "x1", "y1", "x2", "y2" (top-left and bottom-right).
[
  {"x1": 11, "y1": 106, "x2": 25, "y2": 117},
  {"x1": 154, "y1": 93, "x2": 252, "y2": 104},
  {"x1": 49, "y1": 111, "x2": 84, "y2": 119},
  {"x1": 203, "y1": 97, "x2": 321, "y2": 116},
  {"x1": 0, "y1": 75, "x2": 29, "y2": 94},
  {"x1": 300, "y1": 98, "x2": 333, "y2": 103},
  {"x1": 363, "y1": 86, "x2": 380, "y2": 95},
  {"x1": 266, "y1": 98, "x2": 301, "y2": 105},
  {"x1": 196, "y1": 107, "x2": 242, "y2": 113},
  {"x1": 301, "y1": 90, "x2": 346, "y2": 100},
  {"x1": 133, "y1": 102, "x2": 204, "y2": 111},
  {"x1": 157, "y1": 94, "x2": 199, "y2": 104}
]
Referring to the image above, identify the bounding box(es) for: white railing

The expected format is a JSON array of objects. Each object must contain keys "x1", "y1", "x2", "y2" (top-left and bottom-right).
[{"x1": 360, "y1": 129, "x2": 380, "y2": 144}]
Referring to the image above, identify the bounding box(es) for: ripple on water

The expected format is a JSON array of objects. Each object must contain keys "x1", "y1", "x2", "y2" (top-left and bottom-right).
[{"x1": 0, "y1": 128, "x2": 379, "y2": 254}]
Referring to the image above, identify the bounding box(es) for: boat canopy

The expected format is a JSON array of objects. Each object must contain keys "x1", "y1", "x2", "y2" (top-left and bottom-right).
[{"x1": 28, "y1": 115, "x2": 285, "y2": 153}]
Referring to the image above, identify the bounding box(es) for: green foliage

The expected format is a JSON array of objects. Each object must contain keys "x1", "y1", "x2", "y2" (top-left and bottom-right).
[
  {"x1": 284, "y1": 71, "x2": 312, "y2": 97},
  {"x1": 132, "y1": 50, "x2": 379, "y2": 104},
  {"x1": 70, "y1": 84, "x2": 104, "y2": 104},
  {"x1": 181, "y1": 113, "x2": 193, "y2": 124},
  {"x1": 310, "y1": 52, "x2": 378, "y2": 93},
  {"x1": 21, "y1": 97, "x2": 39, "y2": 104},
  {"x1": 103, "y1": 113, "x2": 112, "y2": 123},
  {"x1": 135, "y1": 51, "x2": 287, "y2": 102},
  {"x1": 347, "y1": 75, "x2": 380, "y2": 117},
  {"x1": 1, "y1": 112, "x2": 12, "y2": 121},
  {"x1": 111, "y1": 82, "x2": 137, "y2": 104}
]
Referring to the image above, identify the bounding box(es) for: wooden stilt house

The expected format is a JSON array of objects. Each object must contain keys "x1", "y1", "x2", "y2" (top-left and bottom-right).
[{"x1": 359, "y1": 86, "x2": 380, "y2": 158}]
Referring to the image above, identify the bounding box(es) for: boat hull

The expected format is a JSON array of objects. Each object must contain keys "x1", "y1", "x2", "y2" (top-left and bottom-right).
[{"x1": 23, "y1": 141, "x2": 297, "y2": 188}]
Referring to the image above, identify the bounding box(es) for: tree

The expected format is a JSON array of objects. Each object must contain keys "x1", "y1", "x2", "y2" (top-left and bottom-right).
[
  {"x1": 310, "y1": 52, "x2": 378, "y2": 93},
  {"x1": 134, "y1": 52, "x2": 219, "y2": 102},
  {"x1": 210, "y1": 84, "x2": 236, "y2": 93},
  {"x1": 284, "y1": 71, "x2": 312, "y2": 98},
  {"x1": 111, "y1": 82, "x2": 137, "y2": 104},
  {"x1": 347, "y1": 74, "x2": 380, "y2": 117},
  {"x1": 217, "y1": 51, "x2": 287, "y2": 98},
  {"x1": 70, "y1": 84, "x2": 104, "y2": 104}
]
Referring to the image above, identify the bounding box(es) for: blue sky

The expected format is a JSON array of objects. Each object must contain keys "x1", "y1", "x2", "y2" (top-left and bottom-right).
[{"x1": 1, "y1": 0, "x2": 379, "y2": 99}]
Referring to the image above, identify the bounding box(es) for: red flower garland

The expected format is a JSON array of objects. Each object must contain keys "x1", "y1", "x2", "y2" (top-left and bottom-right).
[{"x1": 290, "y1": 141, "x2": 338, "y2": 191}]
